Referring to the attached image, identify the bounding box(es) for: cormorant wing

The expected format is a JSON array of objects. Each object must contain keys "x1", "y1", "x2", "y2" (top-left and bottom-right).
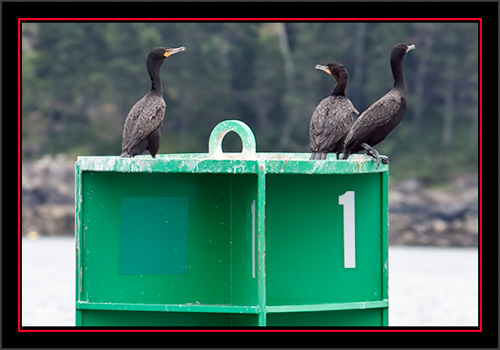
[
  {"x1": 121, "y1": 94, "x2": 166, "y2": 153},
  {"x1": 310, "y1": 97, "x2": 358, "y2": 151},
  {"x1": 344, "y1": 91, "x2": 404, "y2": 146}
]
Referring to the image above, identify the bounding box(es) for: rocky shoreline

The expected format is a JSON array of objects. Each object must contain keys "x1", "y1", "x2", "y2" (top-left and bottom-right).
[
  {"x1": 21, "y1": 155, "x2": 75, "y2": 237},
  {"x1": 21, "y1": 154, "x2": 479, "y2": 246},
  {"x1": 388, "y1": 176, "x2": 478, "y2": 246}
]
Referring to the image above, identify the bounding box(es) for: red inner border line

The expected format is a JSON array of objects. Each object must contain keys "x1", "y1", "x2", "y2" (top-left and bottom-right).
[
  {"x1": 19, "y1": 17, "x2": 482, "y2": 21},
  {"x1": 18, "y1": 17, "x2": 483, "y2": 333}
]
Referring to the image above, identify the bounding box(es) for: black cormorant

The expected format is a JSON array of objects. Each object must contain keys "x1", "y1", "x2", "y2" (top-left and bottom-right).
[
  {"x1": 120, "y1": 46, "x2": 186, "y2": 158},
  {"x1": 342, "y1": 43, "x2": 415, "y2": 167},
  {"x1": 309, "y1": 63, "x2": 359, "y2": 160}
]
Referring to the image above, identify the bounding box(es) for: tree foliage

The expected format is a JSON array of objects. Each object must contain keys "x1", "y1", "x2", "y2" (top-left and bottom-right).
[{"x1": 21, "y1": 21, "x2": 479, "y2": 184}]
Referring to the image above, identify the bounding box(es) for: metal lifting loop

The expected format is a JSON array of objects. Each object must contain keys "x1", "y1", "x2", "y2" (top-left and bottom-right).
[{"x1": 208, "y1": 120, "x2": 257, "y2": 159}]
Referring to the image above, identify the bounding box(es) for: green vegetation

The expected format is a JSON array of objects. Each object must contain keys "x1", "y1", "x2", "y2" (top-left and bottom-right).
[{"x1": 21, "y1": 21, "x2": 479, "y2": 185}]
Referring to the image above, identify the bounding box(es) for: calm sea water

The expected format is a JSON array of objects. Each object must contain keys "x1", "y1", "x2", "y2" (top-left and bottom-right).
[{"x1": 21, "y1": 237, "x2": 478, "y2": 327}]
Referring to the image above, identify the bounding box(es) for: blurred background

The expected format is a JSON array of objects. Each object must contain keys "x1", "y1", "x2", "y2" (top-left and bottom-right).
[{"x1": 21, "y1": 21, "x2": 479, "y2": 326}]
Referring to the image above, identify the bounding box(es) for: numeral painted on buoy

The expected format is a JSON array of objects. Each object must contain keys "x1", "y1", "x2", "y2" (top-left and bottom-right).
[{"x1": 339, "y1": 191, "x2": 356, "y2": 268}]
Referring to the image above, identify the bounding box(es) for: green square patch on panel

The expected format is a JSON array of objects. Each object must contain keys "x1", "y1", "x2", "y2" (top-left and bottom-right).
[{"x1": 120, "y1": 196, "x2": 188, "y2": 275}]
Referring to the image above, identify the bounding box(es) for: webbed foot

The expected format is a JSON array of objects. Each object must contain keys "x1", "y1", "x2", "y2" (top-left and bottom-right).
[{"x1": 361, "y1": 142, "x2": 388, "y2": 168}]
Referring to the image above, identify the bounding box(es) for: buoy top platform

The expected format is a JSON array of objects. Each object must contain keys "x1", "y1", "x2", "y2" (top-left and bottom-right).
[{"x1": 76, "y1": 119, "x2": 389, "y2": 175}]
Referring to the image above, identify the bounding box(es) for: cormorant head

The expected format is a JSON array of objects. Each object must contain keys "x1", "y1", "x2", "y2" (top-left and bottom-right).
[
  {"x1": 148, "y1": 46, "x2": 186, "y2": 62},
  {"x1": 391, "y1": 43, "x2": 416, "y2": 61},
  {"x1": 315, "y1": 62, "x2": 348, "y2": 82}
]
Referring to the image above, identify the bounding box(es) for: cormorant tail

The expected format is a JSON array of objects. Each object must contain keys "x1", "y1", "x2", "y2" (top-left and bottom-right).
[
  {"x1": 120, "y1": 152, "x2": 133, "y2": 158},
  {"x1": 310, "y1": 152, "x2": 327, "y2": 160}
]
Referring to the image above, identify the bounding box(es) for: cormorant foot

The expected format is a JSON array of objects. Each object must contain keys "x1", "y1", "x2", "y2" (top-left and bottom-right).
[
  {"x1": 361, "y1": 142, "x2": 383, "y2": 168},
  {"x1": 380, "y1": 155, "x2": 389, "y2": 164},
  {"x1": 366, "y1": 152, "x2": 381, "y2": 168},
  {"x1": 370, "y1": 154, "x2": 389, "y2": 168}
]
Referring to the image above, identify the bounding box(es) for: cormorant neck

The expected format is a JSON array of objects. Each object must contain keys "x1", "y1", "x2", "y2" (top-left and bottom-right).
[
  {"x1": 391, "y1": 55, "x2": 407, "y2": 91},
  {"x1": 148, "y1": 59, "x2": 164, "y2": 93},
  {"x1": 331, "y1": 73, "x2": 348, "y2": 96}
]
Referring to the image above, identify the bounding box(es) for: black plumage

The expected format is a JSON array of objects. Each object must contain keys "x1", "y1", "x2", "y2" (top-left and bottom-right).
[
  {"x1": 121, "y1": 46, "x2": 186, "y2": 158},
  {"x1": 342, "y1": 43, "x2": 415, "y2": 166},
  {"x1": 309, "y1": 63, "x2": 358, "y2": 160}
]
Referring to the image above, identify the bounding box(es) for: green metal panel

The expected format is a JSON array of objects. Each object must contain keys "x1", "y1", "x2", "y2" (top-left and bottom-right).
[
  {"x1": 75, "y1": 119, "x2": 389, "y2": 327},
  {"x1": 80, "y1": 310, "x2": 259, "y2": 327},
  {"x1": 266, "y1": 309, "x2": 383, "y2": 327},
  {"x1": 80, "y1": 172, "x2": 257, "y2": 306},
  {"x1": 265, "y1": 173, "x2": 383, "y2": 306}
]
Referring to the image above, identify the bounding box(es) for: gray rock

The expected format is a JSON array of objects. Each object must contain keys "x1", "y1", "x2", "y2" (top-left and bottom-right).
[
  {"x1": 22, "y1": 154, "x2": 75, "y2": 236},
  {"x1": 389, "y1": 174, "x2": 478, "y2": 247}
]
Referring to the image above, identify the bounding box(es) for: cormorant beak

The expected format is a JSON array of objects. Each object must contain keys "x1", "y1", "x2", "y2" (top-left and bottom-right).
[
  {"x1": 164, "y1": 46, "x2": 186, "y2": 58},
  {"x1": 406, "y1": 44, "x2": 416, "y2": 53},
  {"x1": 315, "y1": 64, "x2": 331, "y2": 75}
]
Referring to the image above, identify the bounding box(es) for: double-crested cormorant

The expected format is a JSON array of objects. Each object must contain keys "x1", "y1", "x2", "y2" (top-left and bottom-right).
[
  {"x1": 342, "y1": 43, "x2": 415, "y2": 167},
  {"x1": 309, "y1": 63, "x2": 359, "y2": 160},
  {"x1": 120, "y1": 46, "x2": 186, "y2": 158}
]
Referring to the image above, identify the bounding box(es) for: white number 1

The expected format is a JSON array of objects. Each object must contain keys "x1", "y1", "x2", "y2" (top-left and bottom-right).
[{"x1": 339, "y1": 191, "x2": 356, "y2": 268}]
